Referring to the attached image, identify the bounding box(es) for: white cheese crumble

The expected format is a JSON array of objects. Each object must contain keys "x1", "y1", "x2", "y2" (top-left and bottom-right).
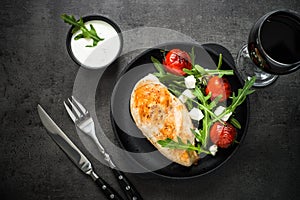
[
  {"x1": 214, "y1": 106, "x2": 232, "y2": 122},
  {"x1": 182, "y1": 89, "x2": 195, "y2": 99},
  {"x1": 178, "y1": 95, "x2": 187, "y2": 103},
  {"x1": 184, "y1": 75, "x2": 196, "y2": 89},
  {"x1": 178, "y1": 89, "x2": 195, "y2": 103},
  {"x1": 209, "y1": 144, "x2": 218, "y2": 156},
  {"x1": 189, "y1": 107, "x2": 204, "y2": 121}
]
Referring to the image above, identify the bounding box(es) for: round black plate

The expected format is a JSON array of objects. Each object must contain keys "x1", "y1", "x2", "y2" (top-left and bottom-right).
[{"x1": 108, "y1": 42, "x2": 249, "y2": 178}]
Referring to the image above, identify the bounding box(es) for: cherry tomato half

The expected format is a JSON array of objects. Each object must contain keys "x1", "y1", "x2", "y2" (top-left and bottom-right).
[
  {"x1": 163, "y1": 49, "x2": 192, "y2": 76},
  {"x1": 210, "y1": 122, "x2": 237, "y2": 148},
  {"x1": 205, "y1": 76, "x2": 231, "y2": 102}
]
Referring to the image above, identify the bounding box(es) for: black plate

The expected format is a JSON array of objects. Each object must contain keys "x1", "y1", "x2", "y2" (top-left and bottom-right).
[{"x1": 108, "y1": 42, "x2": 249, "y2": 178}]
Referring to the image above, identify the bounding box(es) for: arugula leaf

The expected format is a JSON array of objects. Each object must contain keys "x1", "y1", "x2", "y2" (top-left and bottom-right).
[
  {"x1": 168, "y1": 87, "x2": 181, "y2": 97},
  {"x1": 230, "y1": 77, "x2": 256, "y2": 109},
  {"x1": 61, "y1": 14, "x2": 104, "y2": 47},
  {"x1": 183, "y1": 54, "x2": 233, "y2": 78},
  {"x1": 157, "y1": 137, "x2": 210, "y2": 154},
  {"x1": 185, "y1": 98, "x2": 194, "y2": 110},
  {"x1": 192, "y1": 86, "x2": 215, "y2": 148},
  {"x1": 212, "y1": 76, "x2": 256, "y2": 123},
  {"x1": 217, "y1": 53, "x2": 223, "y2": 70},
  {"x1": 72, "y1": 17, "x2": 84, "y2": 34},
  {"x1": 151, "y1": 56, "x2": 185, "y2": 85},
  {"x1": 230, "y1": 117, "x2": 241, "y2": 129},
  {"x1": 151, "y1": 56, "x2": 165, "y2": 76},
  {"x1": 231, "y1": 79, "x2": 255, "y2": 110},
  {"x1": 189, "y1": 47, "x2": 196, "y2": 66},
  {"x1": 74, "y1": 33, "x2": 84, "y2": 40},
  {"x1": 61, "y1": 14, "x2": 79, "y2": 27},
  {"x1": 191, "y1": 129, "x2": 204, "y2": 144},
  {"x1": 194, "y1": 64, "x2": 207, "y2": 75}
]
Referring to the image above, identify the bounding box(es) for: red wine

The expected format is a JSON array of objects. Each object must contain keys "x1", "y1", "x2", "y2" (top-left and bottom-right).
[
  {"x1": 260, "y1": 14, "x2": 300, "y2": 64},
  {"x1": 248, "y1": 10, "x2": 300, "y2": 75}
]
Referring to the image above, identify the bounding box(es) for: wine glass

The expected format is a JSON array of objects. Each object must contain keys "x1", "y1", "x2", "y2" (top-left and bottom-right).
[{"x1": 237, "y1": 9, "x2": 300, "y2": 87}]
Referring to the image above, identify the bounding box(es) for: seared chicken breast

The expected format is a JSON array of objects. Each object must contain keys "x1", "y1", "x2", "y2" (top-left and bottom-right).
[{"x1": 130, "y1": 74, "x2": 199, "y2": 166}]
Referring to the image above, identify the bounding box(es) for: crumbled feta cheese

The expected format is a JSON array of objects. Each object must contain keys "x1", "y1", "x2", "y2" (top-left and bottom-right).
[
  {"x1": 214, "y1": 106, "x2": 226, "y2": 116},
  {"x1": 209, "y1": 144, "x2": 218, "y2": 156},
  {"x1": 178, "y1": 89, "x2": 195, "y2": 103},
  {"x1": 189, "y1": 107, "x2": 204, "y2": 121},
  {"x1": 214, "y1": 106, "x2": 232, "y2": 121},
  {"x1": 184, "y1": 75, "x2": 196, "y2": 89},
  {"x1": 221, "y1": 112, "x2": 232, "y2": 121},
  {"x1": 178, "y1": 95, "x2": 187, "y2": 103},
  {"x1": 182, "y1": 89, "x2": 195, "y2": 99}
]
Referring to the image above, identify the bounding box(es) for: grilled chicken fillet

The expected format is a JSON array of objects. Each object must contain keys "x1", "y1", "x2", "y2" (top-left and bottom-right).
[{"x1": 130, "y1": 74, "x2": 199, "y2": 166}]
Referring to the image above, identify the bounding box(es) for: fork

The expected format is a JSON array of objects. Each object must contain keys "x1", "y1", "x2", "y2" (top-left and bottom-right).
[{"x1": 64, "y1": 96, "x2": 143, "y2": 200}]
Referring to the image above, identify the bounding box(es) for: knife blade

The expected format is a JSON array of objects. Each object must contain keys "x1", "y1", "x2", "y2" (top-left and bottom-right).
[{"x1": 37, "y1": 104, "x2": 124, "y2": 200}]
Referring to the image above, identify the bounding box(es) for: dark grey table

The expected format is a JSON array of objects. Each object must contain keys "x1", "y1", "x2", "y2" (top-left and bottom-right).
[{"x1": 1, "y1": 0, "x2": 299, "y2": 199}]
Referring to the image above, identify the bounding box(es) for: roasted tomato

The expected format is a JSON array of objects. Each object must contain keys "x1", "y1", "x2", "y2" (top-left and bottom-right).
[
  {"x1": 210, "y1": 122, "x2": 237, "y2": 148},
  {"x1": 205, "y1": 76, "x2": 231, "y2": 102},
  {"x1": 163, "y1": 49, "x2": 192, "y2": 76}
]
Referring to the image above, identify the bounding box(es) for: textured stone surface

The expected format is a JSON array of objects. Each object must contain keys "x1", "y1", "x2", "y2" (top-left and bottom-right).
[{"x1": 0, "y1": 0, "x2": 300, "y2": 199}]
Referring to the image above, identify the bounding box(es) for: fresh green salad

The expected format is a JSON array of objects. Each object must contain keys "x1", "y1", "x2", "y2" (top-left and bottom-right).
[{"x1": 151, "y1": 48, "x2": 255, "y2": 156}]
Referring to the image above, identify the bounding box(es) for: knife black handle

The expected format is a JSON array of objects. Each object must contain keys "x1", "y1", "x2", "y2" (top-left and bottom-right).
[
  {"x1": 112, "y1": 169, "x2": 143, "y2": 200},
  {"x1": 95, "y1": 176, "x2": 124, "y2": 200}
]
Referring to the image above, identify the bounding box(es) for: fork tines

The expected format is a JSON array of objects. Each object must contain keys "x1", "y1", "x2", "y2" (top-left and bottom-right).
[{"x1": 63, "y1": 96, "x2": 88, "y2": 122}]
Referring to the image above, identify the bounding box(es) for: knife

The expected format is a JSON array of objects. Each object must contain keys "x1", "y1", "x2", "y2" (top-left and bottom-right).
[{"x1": 37, "y1": 104, "x2": 124, "y2": 200}]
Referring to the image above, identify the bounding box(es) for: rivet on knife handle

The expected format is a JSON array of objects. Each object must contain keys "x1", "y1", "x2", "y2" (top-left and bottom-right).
[
  {"x1": 90, "y1": 171, "x2": 124, "y2": 200},
  {"x1": 93, "y1": 137, "x2": 143, "y2": 200},
  {"x1": 112, "y1": 169, "x2": 143, "y2": 200}
]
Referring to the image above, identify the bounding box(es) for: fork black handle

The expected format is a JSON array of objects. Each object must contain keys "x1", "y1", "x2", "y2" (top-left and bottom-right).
[
  {"x1": 95, "y1": 176, "x2": 124, "y2": 200},
  {"x1": 112, "y1": 169, "x2": 143, "y2": 200}
]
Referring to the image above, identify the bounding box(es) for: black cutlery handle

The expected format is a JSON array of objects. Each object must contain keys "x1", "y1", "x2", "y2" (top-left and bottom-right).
[
  {"x1": 112, "y1": 169, "x2": 143, "y2": 200},
  {"x1": 95, "y1": 177, "x2": 124, "y2": 200}
]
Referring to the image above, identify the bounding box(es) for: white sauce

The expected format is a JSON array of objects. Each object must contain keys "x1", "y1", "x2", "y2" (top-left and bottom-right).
[{"x1": 70, "y1": 20, "x2": 121, "y2": 69}]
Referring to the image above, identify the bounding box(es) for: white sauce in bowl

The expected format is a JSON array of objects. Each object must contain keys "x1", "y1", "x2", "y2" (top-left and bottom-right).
[{"x1": 70, "y1": 20, "x2": 122, "y2": 69}]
